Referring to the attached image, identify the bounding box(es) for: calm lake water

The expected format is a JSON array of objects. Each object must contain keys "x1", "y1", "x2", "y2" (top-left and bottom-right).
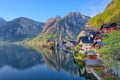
[
  {"x1": 0, "y1": 45, "x2": 119, "y2": 80},
  {"x1": 0, "y1": 44, "x2": 87, "y2": 80}
]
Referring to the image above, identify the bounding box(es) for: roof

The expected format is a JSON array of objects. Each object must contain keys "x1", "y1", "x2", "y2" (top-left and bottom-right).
[
  {"x1": 87, "y1": 52, "x2": 97, "y2": 55},
  {"x1": 85, "y1": 59, "x2": 101, "y2": 66},
  {"x1": 93, "y1": 41, "x2": 103, "y2": 46},
  {"x1": 93, "y1": 34, "x2": 102, "y2": 39},
  {"x1": 62, "y1": 41, "x2": 66, "y2": 44},
  {"x1": 101, "y1": 23, "x2": 117, "y2": 30},
  {"x1": 102, "y1": 24, "x2": 110, "y2": 28},
  {"x1": 111, "y1": 23, "x2": 117, "y2": 27},
  {"x1": 97, "y1": 41, "x2": 103, "y2": 45},
  {"x1": 91, "y1": 31, "x2": 98, "y2": 35},
  {"x1": 93, "y1": 31, "x2": 101, "y2": 35},
  {"x1": 68, "y1": 40, "x2": 78, "y2": 46},
  {"x1": 80, "y1": 37, "x2": 94, "y2": 43}
]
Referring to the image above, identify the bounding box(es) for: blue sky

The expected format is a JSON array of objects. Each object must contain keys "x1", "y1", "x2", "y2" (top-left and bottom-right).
[{"x1": 0, "y1": 0, "x2": 112, "y2": 22}]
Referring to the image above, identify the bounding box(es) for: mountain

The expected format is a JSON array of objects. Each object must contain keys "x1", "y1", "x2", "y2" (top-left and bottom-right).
[
  {"x1": 89, "y1": 0, "x2": 120, "y2": 29},
  {"x1": 0, "y1": 17, "x2": 45, "y2": 42},
  {"x1": 0, "y1": 18, "x2": 7, "y2": 27},
  {"x1": 31, "y1": 12, "x2": 90, "y2": 43},
  {"x1": 42, "y1": 15, "x2": 61, "y2": 33}
]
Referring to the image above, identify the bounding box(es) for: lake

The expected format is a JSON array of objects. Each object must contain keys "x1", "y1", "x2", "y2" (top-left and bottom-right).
[
  {"x1": 0, "y1": 44, "x2": 87, "y2": 80},
  {"x1": 0, "y1": 44, "x2": 119, "y2": 80}
]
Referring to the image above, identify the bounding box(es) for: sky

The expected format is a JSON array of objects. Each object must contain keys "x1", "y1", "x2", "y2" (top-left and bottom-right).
[{"x1": 0, "y1": 0, "x2": 112, "y2": 22}]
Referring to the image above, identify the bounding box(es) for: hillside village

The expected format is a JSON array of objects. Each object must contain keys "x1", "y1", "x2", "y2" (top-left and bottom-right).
[{"x1": 62, "y1": 23, "x2": 119, "y2": 80}]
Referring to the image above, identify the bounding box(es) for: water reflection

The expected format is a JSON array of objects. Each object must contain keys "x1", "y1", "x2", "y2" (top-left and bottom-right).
[
  {"x1": 74, "y1": 60, "x2": 98, "y2": 80},
  {"x1": 30, "y1": 46, "x2": 80, "y2": 76},
  {"x1": 1, "y1": 44, "x2": 119, "y2": 80},
  {"x1": 0, "y1": 45, "x2": 43, "y2": 70},
  {"x1": 0, "y1": 45, "x2": 84, "y2": 80}
]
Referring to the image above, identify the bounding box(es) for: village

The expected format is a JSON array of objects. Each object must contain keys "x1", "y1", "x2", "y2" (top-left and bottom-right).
[
  {"x1": 63, "y1": 23, "x2": 119, "y2": 80},
  {"x1": 41, "y1": 22, "x2": 120, "y2": 80}
]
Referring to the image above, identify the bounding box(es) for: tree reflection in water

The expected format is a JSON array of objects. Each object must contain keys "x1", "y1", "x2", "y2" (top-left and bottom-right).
[
  {"x1": 0, "y1": 44, "x2": 80, "y2": 76},
  {"x1": 0, "y1": 44, "x2": 105, "y2": 80},
  {"x1": 31, "y1": 45, "x2": 98, "y2": 79}
]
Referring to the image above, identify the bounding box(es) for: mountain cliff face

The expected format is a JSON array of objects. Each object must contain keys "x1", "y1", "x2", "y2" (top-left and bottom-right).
[
  {"x1": 0, "y1": 17, "x2": 45, "y2": 42},
  {"x1": 89, "y1": 0, "x2": 120, "y2": 28},
  {"x1": 31, "y1": 12, "x2": 90, "y2": 43},
  {"x1": 42, "y1": 15, "x2": 61, "y2": 33}
]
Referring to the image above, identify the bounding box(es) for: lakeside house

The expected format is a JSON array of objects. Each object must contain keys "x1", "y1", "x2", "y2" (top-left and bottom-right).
[
  {"x1": 79, "y1": 37, "x2": 94, "y2": 53},
  {"x1": 90, "y1": 31, "x2": 102, "y2": 42},
  {"x1": 100, "y1": 23, "x2": 117, "y2": 35},
  {"x1": 85, "y1": 51, "x2": 103, "y2": 79},
  {"x1": 87, "y1": 52, "x2": 98, "y2": 60},
  {"x1": 78, "y1": 31, "x2": 101, "y2": 53},
  {"x1": 77, "y1": 25, "x2": 103, "y2": 53},
  {"x1": 77, "y1": 25, "x2": 101, "y2": 53},
  {"x1": 91, "y1": 41, "x2": 103, "y2": 50}
]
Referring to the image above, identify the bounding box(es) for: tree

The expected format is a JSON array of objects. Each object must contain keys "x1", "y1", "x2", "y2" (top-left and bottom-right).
[{"x1": 98, "y1": 31, "x2": 120, "y2": 60}]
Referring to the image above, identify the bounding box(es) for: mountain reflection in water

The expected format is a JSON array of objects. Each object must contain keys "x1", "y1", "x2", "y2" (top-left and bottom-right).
[
  {"x1": 0, "y1": 45, "x2": 43, "y2": 70},
  {"x1": 0, "y1": 45, "x2": 85, "y2": 80}
]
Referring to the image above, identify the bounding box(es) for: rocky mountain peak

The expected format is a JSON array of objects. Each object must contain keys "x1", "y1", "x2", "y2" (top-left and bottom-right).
[
  {"x1": 0, "y1": 17, "x2": 6, "y2": 22},
  {"x1": 0, "y1": 17, "x2": 7, "y2": 26},
  {"x1": 12, "y1": 17, "x2": 41, "y2": 23},
  {"x1": 47, "y1": 15, "x2": 61, "y2": 22},
  {"x1": 54, "y1": 15, "x2": 61, "y2": 20},
  {"x1": 68, "y1": 12, "x2": 81, "y2": 16},
  {"x1": 64, "y1": 12, "x2": 90, "y2": 20},
  {"x1": 66, "y1": 12, "x2": 85, "y2": 17},
  {"x1": 43, "y1": 15, "x2": 61, "y2": 33},
  {"x1": 0, "y1": 17, "x2": 45, "y2": 42},
  {"x1": 32, "y1": 12, "x2": 90, "y2": 43}
]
